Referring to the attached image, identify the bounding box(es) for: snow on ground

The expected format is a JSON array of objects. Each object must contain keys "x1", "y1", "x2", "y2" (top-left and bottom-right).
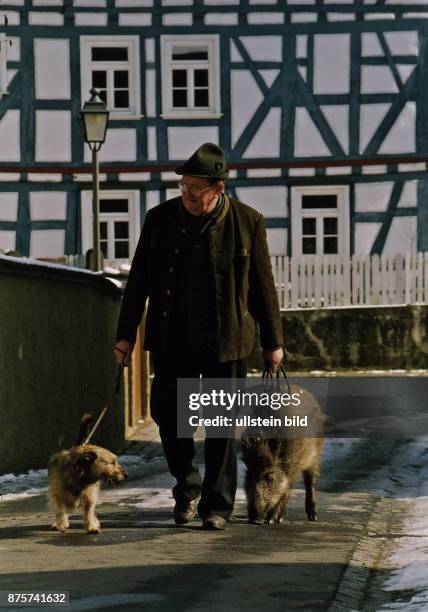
[
  {"x1": 0, "y1": 439, "x2": 360, "y2": 511},
  {"x1": 0, "y1": 469, "x2": 48, "y2": 502},
  {"x1": 379, "y1": 437, "x2": 428, "y2": 610},
  {"x1": 0, "y1": 455, "x2": 155, "y2": 503}
]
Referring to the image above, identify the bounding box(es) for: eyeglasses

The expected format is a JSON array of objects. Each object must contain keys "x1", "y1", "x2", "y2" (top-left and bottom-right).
[{"x1": 178, "y1": 181, "x2": 213, "y2": 198}]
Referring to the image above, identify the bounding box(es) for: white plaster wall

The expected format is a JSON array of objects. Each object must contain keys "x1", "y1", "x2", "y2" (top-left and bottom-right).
[
  {"x1": 354, "y1": 182, "x2": 394, "y2": 212},
  {"x1": 0, "y1": 231, "x2": 16, "y2": 251},
  {"x1": 378, "y1": 102, "x2": 416, "y2": 154},
  {"x1": 361, "y1": 33, "x2": 383, "y2": 57},
  {"x1": 145, "y1": 38, "x2": 155, "y2": 62},
  {"x1": 0, "y1": 110, "x2": 20, "y2": 162},
  {"x1": 239, "y1": 36, "x2": 282, "y2": 62},
  {"x1": 116, "y1": 0, "x2": 153, "y2": 5},
  {"x1": 231, "y1": 71, "x2": 263, "y2": 147},
  {"x1": 36, "y1": 110, "x2": 71, "y2": 162},
  {"x1": 75, "y1": 12, "x2": 108, "y2": 25},
  {"x1": 0, "y1": 193, "x2": 18, "y2": 221},
  {"x1": 354, "y1": 223, "x2": 381, "y2": 254},
  {"x1": 146, "y1": 191, "x2": 160, "y2": 210},
  {"x1": 266, "y1": 228, "x2": 287, "y2": 255},
  {"x1": 119, "y1": 13, "x2": 152, "y2": 25},
  {"x1": 398, "y1": 180, "x2": 417, "y2": 208},
  {"x1": 313, "y1": 34, "x2": 350, "y2": 94},
  {"x1": 383, "y1": 216, "x2": 417, "y2": 255},
  {"x1": 295, "y1": 107, "x2": 330, "y2": 157},
  {"x1": 30, "y1": 192, "x2": 67, "y2": 221},
  {"x1": 168, "y1": 126, "x2": 219, "y2": 160},
  {"x1": 163, "y1": 13, "x2": 193, "y2": 25},
  {"x1": 244, "y1": 108, "x2": 281, "y2": 158},
  {"x1": 145, "y1": 69, "x2": 156, "y2": 117},
  {"x1": 361, "y1": 66, "x2": 398, "y2": 94},
  {"x1": 84, "y1": 129, "x2": 137, "y2": 162},
  {"x1": 30, "y1": 230, "x2": 65, "y2": 257},
  {"x1": 147, "y1": 126, "x2": 157, "y2": 161},
  {"x1": 8, "y1": 37, "x2": 20, "y2": 62},
  {"x1": 320, "y1": 105, "x2": 349, "y2": 154},
  {"x1": 34, "y1": 39, "x2": 70, "y2": 99},
  {"x1": 235, "y1": 186, "x2": 287, "y2": 217},
  {"x1": 29, "y1": 12, "x2": 64, "y2": 25},
  {"x1": 360, "y1": 103, "x2": 391, "y2": 153},
  {"x1": 384, "y1": 31, "x2": 418, "y2": 55}
]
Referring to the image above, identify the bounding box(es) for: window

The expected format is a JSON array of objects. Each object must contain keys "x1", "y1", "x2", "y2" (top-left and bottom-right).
[
  {"x1": 80, "y1": 36, "x2": 141, "y2": 118},
  {"x1": 99, "y1": 198, "x2": 131, "y2": 260},
  {"x1": 161, "y1": 35, "x2": 221, "y2": 118},
  {"x1": 81, "y1": 191, "x2": 140, "y2": 265},
  {"x1": 291, "y1": 186, "x2": 350, "y2": 257}
]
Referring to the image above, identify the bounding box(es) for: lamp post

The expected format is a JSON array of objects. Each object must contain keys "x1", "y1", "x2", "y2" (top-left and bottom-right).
[{"x1": 81, "y1": 88, "x2": 109, "y2": 272}]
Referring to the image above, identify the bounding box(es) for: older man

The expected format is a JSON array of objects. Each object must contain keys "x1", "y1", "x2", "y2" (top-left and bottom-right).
[{"x1": 114, "y1": 143, "x2": 283, "y2": 530}]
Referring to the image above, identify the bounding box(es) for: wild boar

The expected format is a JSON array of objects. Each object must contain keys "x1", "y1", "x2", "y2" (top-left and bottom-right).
[{"x1": 241, "y1": 385, "x2": 324, "y2": 524}]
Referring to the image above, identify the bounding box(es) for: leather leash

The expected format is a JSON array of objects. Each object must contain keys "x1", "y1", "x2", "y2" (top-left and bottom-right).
[
  {"x1": 81, "y1": 362, "x2": 125, "y2": 446},
  {"x1": 262, "y1": 362, "x2": 292, "y2": 396}
]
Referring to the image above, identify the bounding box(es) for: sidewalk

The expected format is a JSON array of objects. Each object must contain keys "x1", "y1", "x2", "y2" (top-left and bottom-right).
[{"x1": 0, "y1": 435, "x2": 412, "y2": 612}]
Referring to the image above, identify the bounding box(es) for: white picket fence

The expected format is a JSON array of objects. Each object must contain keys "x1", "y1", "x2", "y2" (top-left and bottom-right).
[{"x1": 270, "y1": 253, "x2": 428, "y2": 310}]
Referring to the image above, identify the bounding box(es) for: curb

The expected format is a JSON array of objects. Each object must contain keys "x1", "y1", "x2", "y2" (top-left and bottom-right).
[{"x1": 327, "y1": 496, "x2": 409, "y2": 611}]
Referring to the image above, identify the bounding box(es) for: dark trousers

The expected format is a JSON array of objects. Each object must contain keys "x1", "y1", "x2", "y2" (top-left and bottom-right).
[{"x1": 150, "y1": 344, "x2": 247, "y2": 519}]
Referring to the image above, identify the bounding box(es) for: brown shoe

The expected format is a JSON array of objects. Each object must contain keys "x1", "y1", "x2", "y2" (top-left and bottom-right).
[
  {"x1": 174, "y1": 499, "x2": 198, "y2": 525},
  {"x1": 202, "y1": 513, "x2": 226, "y2": 530}
]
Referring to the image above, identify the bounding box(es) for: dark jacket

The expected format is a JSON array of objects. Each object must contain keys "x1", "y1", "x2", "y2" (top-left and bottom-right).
[{"x1": 116, "y1": 195, "x2": 284, "y2": 362}]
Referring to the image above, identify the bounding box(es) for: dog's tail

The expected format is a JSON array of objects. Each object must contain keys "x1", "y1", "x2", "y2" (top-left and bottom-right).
[{"x1": 74, "y1": 413, "x2": 93, "y2": 446}]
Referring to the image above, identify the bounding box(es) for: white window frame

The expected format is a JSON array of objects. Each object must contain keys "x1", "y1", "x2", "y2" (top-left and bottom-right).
[
  {"x1": 81, "y1": 190, "x2": 140, "y2": 266},
  {"x1": 161, "y1": 34, "x2": 221, "y2": 119},
  {"x1": 291, "y1": 185, "x2": 350, "y2": 257},
  {"x1": 0, "y1": 33, "x2": 9, "y2": 98},
  {"x1": 80, "y1": 35, "x2": 142, "y2": 120}
]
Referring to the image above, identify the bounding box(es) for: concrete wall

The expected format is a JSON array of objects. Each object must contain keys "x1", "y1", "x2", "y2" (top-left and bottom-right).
[
  {"x1": 0, "y1": 255, "x2": 124, "y2": 475},
  {"x1": 249, "y1": 305, "x2": 428, "y2": 372}
]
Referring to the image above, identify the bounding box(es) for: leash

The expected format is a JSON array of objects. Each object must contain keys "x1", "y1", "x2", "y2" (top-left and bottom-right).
[
  {"x1": 81, "y1": 363, "x2": 125, "y2": 446},
  {"x1": 262, "y1": 362, "x2": 292, "y2": 396}
]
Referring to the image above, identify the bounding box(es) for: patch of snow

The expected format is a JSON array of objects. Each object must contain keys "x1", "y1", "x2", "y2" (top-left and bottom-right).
[
  {"x1": 379, "y1": 437, "x2": 428, "y2": 609},
  {"x1": 0, "y1": 468, "x2": 48, "y2": 502},
  {"x1": 0, "y1": 253, "x2": 99, "y2": 276}
]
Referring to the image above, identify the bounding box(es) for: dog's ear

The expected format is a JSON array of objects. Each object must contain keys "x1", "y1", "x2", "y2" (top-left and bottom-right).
[
  {"x1": 69, "y1": 448, "x2": 97, "y2": 468},
  {"x1": 81, "y1": 450, "x2": 97, "y2": 464}
]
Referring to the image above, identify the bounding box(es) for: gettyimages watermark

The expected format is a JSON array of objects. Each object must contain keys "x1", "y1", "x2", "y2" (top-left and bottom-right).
[
  {"x1": 176, "y1": 376, "x2": 428, "y2": 438},
  {"x1": 177, "y1": 377, "x2": 326, "y2": 439}
]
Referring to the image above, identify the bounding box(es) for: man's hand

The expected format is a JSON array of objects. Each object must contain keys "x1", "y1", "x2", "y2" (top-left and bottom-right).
[
  {"x1": 114, "y1": 340, "x2": 134, "y2": 367},
  {"x1": 263, "y1": 346, "x2": 284, "y2": 372}
]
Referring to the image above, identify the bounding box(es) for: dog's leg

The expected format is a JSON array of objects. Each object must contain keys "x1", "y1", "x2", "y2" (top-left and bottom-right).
[
  {"x1": 81, "y1": 486, "x2": 101, "y2": 534},
  {"x1": 51, "y1": 507, "x2": 69, "y2": 533}
]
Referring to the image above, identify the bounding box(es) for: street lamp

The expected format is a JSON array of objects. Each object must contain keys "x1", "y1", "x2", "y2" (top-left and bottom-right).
[{"x1": 81, "y1": 87, "x2": 109, "y2": 272}]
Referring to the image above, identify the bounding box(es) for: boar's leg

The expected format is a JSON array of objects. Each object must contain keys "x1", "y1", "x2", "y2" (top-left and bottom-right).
[
  {"x1": 303, "y1": 469, "x2": 317, "y2": 521},
  {"x1": 264, "y1": 492, "x2": 290, "y2": 524},
  {"x1": 248, "y1": 501, "x2": 263, "y2": 524}
]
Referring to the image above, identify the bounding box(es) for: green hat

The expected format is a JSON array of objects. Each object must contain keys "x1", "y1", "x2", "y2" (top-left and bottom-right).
[{"x1": 175, "y1": 143, "x2": 229, "y2": 180}]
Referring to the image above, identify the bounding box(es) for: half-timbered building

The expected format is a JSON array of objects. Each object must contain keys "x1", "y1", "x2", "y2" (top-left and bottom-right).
[{"x1": 0, "y1": 0, "x2": 427, "y2": 266}]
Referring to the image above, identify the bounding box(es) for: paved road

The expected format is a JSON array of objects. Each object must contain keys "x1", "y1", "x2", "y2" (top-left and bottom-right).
[{"x1": 0, "y1": 438, "x2": 404, "y2": 612}]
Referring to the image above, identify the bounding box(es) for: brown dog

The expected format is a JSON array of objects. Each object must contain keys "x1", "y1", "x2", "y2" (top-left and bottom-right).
[{"x1": 48, "y1": 414, "x2": 128, "y2": 534}]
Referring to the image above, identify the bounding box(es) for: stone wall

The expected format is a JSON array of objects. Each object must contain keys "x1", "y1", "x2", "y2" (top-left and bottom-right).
[
  {"x1": 248, "y1": 305, "x2": 428, "y2": 372},
  {"x1": 0, "y1": 256, "x2": 124, "y2": 475}
]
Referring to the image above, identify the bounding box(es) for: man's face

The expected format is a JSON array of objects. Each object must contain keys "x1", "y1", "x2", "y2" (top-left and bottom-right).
[{"x1": 179, "y1": 175, "x2": 223, "y2": 216}]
